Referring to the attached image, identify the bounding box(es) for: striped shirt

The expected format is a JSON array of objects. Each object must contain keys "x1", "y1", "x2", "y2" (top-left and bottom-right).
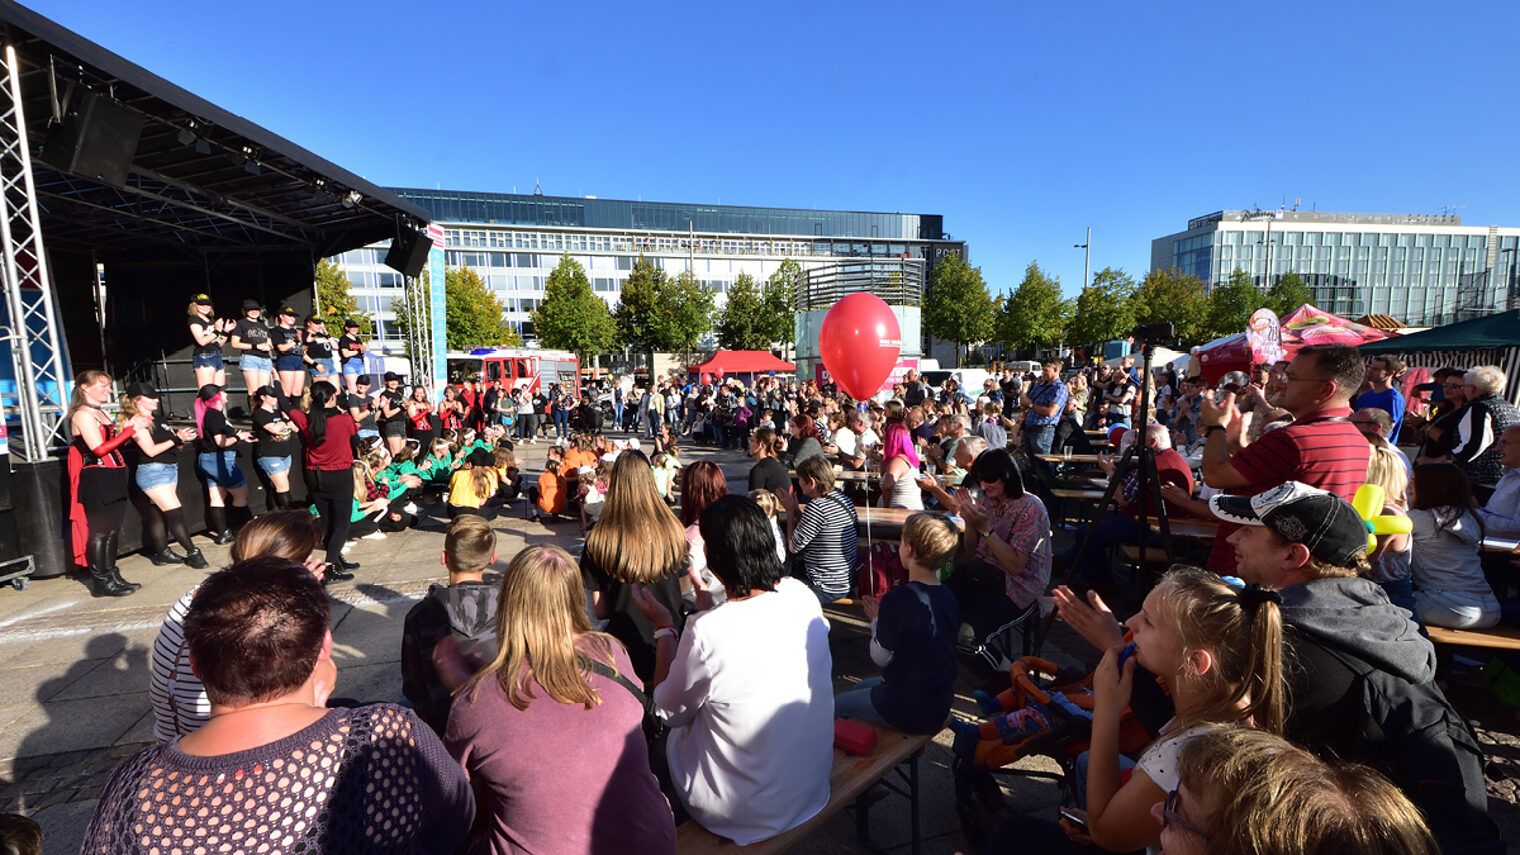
[
  {"x1": 1207, "y1": 407, "x2": 1370, "y2": 571},
  {"x1": 790, "y1": 491, "x2": 859, "y2": 597},
  {"x1": 148, "y1": 586, "x2": 210, "y2": 741}
]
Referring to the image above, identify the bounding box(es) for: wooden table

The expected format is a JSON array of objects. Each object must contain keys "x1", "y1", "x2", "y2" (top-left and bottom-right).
[
  {"x1": 1482, "y1": 537, "x2": 1520, "y2": 554},
  {"x1": 1149, "y1": 519, "x2": 1220, "y2": 540},
  {"x1": 855, "y1": 506, "x2": 966, "y2": 540},
  {"x1": 1036, "y1": 453, "x2": 1103, "y2": 465}
]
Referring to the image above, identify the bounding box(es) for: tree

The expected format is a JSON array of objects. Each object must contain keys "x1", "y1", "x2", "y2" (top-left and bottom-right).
[
  {"x1": 444, "y1": 267, "x2": 521, "y2": 350},
  {"x1": 761, "y1": 258, "x2": 801, "y2": 355},
  {"x1": 715, "y1": 271, "x2": 769, "y2": 350},
  {"x1": 315, "y1": 259, "x2": 373, "y2": 337},
  {"x1": 615, "y1": 256, "x2": 674, "y2": 365},
  {"x1": 667, "y1": 270, "x2": 717, "y2": 361},
  {"x1": 999, "y1": 261, "x2": 1070, "y2": 355},
  {"x1": 1133, "y1": 267, "x2": 1209, "y2": 345},
  {"x1": 1202, "y1": 268, "x2": 1264, "y2": 340},
  {"x1": 923, "y1": 252, "x2": 997, "y2": 366},
  {"x1": 1264, "y1": 271, "x2": 1312, "y2": 318},
  {"x1": 1068, "y1": 267, "x2": 1138, "y2": 346},
  {"x1": 534, "y1": 253, "x2": 618, "y2": 362}
]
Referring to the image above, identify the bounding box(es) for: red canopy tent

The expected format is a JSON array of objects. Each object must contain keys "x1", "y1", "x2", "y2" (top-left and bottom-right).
[
  {"x1": 1192, "y1": 304, "x2": 1395, "y2": 382},
  {"x1": 688, "y1": 351, "x2": 795, "y2": 383}
]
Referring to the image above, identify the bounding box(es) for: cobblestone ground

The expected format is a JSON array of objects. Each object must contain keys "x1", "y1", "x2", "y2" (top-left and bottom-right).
[{"x1": 0, "y1": 438, "x2": 1516, "y2": 853}]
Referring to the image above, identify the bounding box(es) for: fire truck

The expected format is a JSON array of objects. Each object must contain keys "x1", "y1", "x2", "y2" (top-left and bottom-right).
[{"x1": 445, "y1": 348, "x2": 580, "y2": 397}]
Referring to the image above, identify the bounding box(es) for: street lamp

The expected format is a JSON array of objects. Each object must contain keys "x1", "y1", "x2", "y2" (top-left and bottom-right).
[{"x1": 1074, "y1": 227, "x2": 1091, "y2": 292}]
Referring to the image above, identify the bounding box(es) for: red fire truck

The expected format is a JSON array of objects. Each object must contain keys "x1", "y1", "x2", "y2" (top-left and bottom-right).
[{"x1": 445, "y1": 348, "x2": 580, "y2": 397}]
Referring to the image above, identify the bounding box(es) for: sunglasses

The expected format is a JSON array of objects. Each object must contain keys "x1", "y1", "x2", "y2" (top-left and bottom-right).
[{"x1": 1162, "y1": 789, "x2": 1209, "y2": 840}]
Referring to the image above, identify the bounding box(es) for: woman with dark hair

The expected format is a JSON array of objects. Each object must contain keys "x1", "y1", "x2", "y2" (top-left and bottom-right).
[
  {"x1": 444, "y1": 545, "x2": 678, "y2": 854},
  {"x1": 747, "y1": 427, "x2": 791, "y2": 497},
  {"x1": 287, "y1": 382, "x2": 360, "y2": 577},
  {"x1": 149, "y1": 509, "x2": 328, "y2": 741},
  {"x1": 194, "y1": 384, "x2": 253, "y2": 545},
  {"x1": 1408, "y1": 463, "x2": 1500, "y2": 628},
  {"x1": 405, "y1": 384, "x2": 438, "y2": 452},
  {"x1": 632, "y1": 495, "x2": 834, "y2": 845},
  {"x1": 85, "y1": 557, "x2": 474, "y2": 852},
  {"x1": 952, "y1": 448, "x2": 1052, "y2": 662},
  {"x1": 781, "y1": 414, "x2": 826, "y2": 469},
  {"x1": 580, "y1": 451, "x2": 690, "y2": 683},
  {"x1": 67, "y1": 370, "x2": 150, "y2": 597},
  {"x1": 680, "y1": 460, "x2": 730, "y2": 606}
]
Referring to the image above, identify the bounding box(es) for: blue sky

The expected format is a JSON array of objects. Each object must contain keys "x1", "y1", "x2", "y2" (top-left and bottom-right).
[{"x1": 25, "y1": 0, "x2": 1520, "y2": 298}]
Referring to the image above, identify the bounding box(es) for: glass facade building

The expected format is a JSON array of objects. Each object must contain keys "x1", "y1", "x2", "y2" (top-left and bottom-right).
[
  {"x1": 1152, "y1": 210, "x2": 1520, "y2": 325},
  {"x1": 335, "y1": 188, "x2": 964, "y2": 354}
]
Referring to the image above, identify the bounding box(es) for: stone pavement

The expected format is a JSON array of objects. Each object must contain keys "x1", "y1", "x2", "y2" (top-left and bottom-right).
[{"x1": 0, "y1": 437, "x2": 1516, "y2": 853}]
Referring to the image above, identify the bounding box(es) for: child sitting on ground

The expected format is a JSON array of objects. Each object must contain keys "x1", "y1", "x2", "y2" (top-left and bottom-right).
[
  {"x1": 400, "y1": 514, "x2": 500, "y2": 735},
  {"x1": 746, "y1": 488, "x2": 787, "y2": 563},
  {"x1": 529, "y1": 458, "x2": 566, "y2": 523},
  {"x1": 834, "y1": 512, "x2": 961, "y2": 735},
  {"x1": 447, "y1": 448, "x2": 499, "y2": 519}
]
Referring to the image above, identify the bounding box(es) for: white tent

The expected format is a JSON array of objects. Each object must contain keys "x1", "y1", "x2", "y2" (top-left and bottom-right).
[{"x1": 1103, "y1": 346, "x2": 1186, "y2": 373}]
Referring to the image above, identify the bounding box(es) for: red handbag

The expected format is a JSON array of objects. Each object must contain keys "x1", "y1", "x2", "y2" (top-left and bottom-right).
[{"x1": 855, "y1": 540, "x2": 908, "y2": 602}]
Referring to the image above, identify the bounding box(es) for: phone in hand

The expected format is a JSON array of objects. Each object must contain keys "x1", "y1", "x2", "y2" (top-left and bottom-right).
[{"x1": 1058, "y1": 806, "x2": 1088, "y2": 831}]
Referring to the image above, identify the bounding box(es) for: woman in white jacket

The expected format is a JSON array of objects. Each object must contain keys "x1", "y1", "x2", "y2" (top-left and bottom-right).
[{"x1": 1408, "y1": 463, "x2": 1500, "y2": 629}]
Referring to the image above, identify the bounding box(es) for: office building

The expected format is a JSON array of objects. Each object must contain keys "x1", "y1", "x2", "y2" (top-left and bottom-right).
[
  {"x1": 1152, "y1": 210, "x2": 1520, "y2": 325},
  {"x1": 333, "y1": 188, "x2": 966, "y2": 358}
]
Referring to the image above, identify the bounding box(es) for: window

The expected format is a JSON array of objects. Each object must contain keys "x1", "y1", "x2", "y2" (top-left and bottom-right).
[
  {"x1": 515, "y1": 253, "x2": 538, "y2": 268},
  {"x1": 616, "y1": 256, "x2": 633, "y2": 270}
]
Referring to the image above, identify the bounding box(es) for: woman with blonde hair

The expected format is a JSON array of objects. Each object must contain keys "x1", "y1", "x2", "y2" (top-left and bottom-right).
[
  {"x1": 120, "y1": 382, "x2": 206, "y2": 569},
  {"x1": 444, "y1": 545, "x2": 677, "y2": 854},
  {"x1": 581, "y1": 451, "x2": 690, "y2": 682},
  {"x1": 185, "y1": 294, "x2": 227, "y2": 389}
]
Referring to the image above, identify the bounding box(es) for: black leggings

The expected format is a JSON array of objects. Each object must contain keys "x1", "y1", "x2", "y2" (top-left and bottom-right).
[{"x1": 305, "y1": 467, "x2": 355, "y2": 565}]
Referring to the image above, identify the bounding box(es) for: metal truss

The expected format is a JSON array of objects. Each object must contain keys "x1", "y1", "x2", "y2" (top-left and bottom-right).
[
  {"x1": 0, "y1": 43, "x2": 68, "y2": 462},
  {"x1": 403, "y1": 272, "x2": 434, "y2": 385}
]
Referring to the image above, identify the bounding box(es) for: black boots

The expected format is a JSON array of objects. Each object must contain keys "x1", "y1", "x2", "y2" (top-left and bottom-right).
[
  {"x1": 184, "y1": 548, "x2": 209, "y2": 569},
  {"x1": 207, "y1": 506, "x2": 233, "y2": 544},
  {"x1": 86, "y1": 532, "x2": 139, "y2": 598},
  {"x1": 148, "y1": 548, "x2": 187, "y2": 566}
]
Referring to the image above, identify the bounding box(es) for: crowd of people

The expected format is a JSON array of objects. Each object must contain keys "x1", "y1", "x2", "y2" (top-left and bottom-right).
[{"x1": 45, "y1": 308, "x2": 1519, "y2": 854}]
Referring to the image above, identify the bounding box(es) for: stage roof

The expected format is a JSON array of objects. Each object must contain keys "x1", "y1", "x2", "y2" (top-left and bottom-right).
[{"x1": 0, "y1": 0, "x2": 429, "y2": 261}]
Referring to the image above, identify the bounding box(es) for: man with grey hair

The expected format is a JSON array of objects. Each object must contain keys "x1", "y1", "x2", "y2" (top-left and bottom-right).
[
  {"x1": 1475, "y1": 424, "x2": 1520, "y2": 538},
  {"x1": 916, "y1": 435, "x2": 988, "y2": 512},
  {"x1": 1448, "y1": 365, "x2": 1520, "y2": 490}
]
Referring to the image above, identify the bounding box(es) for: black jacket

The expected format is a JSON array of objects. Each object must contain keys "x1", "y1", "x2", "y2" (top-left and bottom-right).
[{"x1": 400, "y1": 580, "x2": 499, "y2": 735}]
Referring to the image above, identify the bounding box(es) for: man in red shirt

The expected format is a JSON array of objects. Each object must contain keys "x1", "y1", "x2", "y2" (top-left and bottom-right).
[{"x1": 1198, "y1": 343, "x2": 1370, "y2": 571}]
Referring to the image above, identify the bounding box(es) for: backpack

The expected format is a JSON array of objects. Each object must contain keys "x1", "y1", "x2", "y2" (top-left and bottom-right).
[{"x1": 1314, "y1": 636, "x2": 1503, "y2": 855}]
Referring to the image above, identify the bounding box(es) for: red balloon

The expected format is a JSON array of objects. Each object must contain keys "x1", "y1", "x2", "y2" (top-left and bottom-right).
[{"x1": 819, "y1": 293, "x2": 902, "y2": 400}]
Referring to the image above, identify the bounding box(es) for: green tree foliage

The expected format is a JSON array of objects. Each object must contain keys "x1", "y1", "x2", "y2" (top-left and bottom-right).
[
  {"x1": 762, "y1": 259, "x2": 801, "y2": 351},
  {"x1": 1264, "y1": 271, "x2": 1312, "y2": 318},
  {"x1": 444, "y1": 267, "x2": 520, "y2": 349},
  {"x1": 667, "y1": 270, "x2": 717, "y2": 360},
  {"x1": 923, "y1": 253, "x2": 997, "y2": 366},
  {"x1": 615, "y1": 256, "x2": 671, "y2": 362},
  {"x1": 315, "y1": 259, "x2": 373, "y2": 337},
  {"x1": 534, "y1": 254, "x2": 618, "y2": 361},
  {"x1": 1068, "y1": 267, "x2": 1138, "y2": 346},
  {"x1": 999, "y1": 261, "x2": 1070, "y2": 355},
  {"x1": 716, "y1": 272, "x2": 769, "y2": 350},
  {"x1": 1202, "y1": 268, "x2": 1265, "y2": 340},
  {"x1": 1133, "y1": 267, "x2": 1209, "y2": 345}
]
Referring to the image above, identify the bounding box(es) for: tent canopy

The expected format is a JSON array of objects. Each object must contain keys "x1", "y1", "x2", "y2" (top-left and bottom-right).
[
  {"x1": 1360, "y1": 310, "x2": 1520, "y2": 354},
  {"x1": 688, "y1": 350, "x2": 796, "y2": 375}
]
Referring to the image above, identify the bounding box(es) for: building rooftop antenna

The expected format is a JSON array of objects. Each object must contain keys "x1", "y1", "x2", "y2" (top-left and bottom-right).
[{"x1": 533, "y1": 179, "x2": 543, "y2": 197}]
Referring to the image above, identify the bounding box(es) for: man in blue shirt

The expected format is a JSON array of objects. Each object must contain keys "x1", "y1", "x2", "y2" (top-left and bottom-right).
[
  {"x1": 1020, "y1": 358, "x2": 1068, "y2": 481},
  {"x1": 1353, "y1": 355, "x2": 1407, "y2": 443}
]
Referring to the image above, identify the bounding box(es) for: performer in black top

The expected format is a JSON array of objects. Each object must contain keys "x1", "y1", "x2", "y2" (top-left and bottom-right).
[
  {"x1": 338, "y1": 319, "x2": 367, "y2": 395},
  {"x1": 229, "y1": 299, "x2": 273, "y2": 414},
  {"x1": 344, "y1": 375, "x2": 379, "y2": 440},
  {"x1": 252, "y1": 385, "x2": 297, "y2": 509},
  {"x1": 377, "y1": 371, "x2": 409, "y2": 456},
  {"x1": 187, "y1": 294, "x2": 229, "y2": 390},
  {"x1": 304, "y1": 316, "x2": 339, "y2": 390},
  {"x1": 121, "y1": 382, "x2": 208, "y2": 569},
  {"x1": 195, "y1": 385, "x2": 254, "y2": 544},
  {"x1": 67, "y1": 371, "x2": 148, "y2": 597},
  {"x1": 270, "y1": 306, "x2": 305, "y2": 402}
]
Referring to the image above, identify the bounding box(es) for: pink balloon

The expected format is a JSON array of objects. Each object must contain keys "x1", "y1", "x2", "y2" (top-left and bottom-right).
[{"x1": 819, "y1": 293, "x2": 901, "y2": 400}]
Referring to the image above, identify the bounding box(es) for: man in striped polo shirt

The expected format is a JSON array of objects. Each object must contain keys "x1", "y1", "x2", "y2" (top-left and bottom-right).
[{"x1": 1197, "y1": 343, "x2": 1370, "y2": 572}]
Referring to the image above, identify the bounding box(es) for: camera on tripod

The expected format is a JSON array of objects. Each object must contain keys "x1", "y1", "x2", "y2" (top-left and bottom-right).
[{"x1": 1131, "y1": 322, "x2": 1175, "y2": 342}]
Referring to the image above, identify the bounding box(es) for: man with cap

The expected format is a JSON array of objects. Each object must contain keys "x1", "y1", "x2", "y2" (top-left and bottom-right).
[
  {"x1": 1212, "y1": 482, "x2": 1501, "y2": 855},
  {"x1": 229, "y1": 300, "x2": 273, "y2": 415},
  {"x1": 270, "y1": 306, "x2": 305, "y2": 401},
  {"x1": 337, "y1": 319, "x2": 367, "y2": 396},
  {"x1": 1196, "y1": 342, "x2": 1371, "y2": 572}
]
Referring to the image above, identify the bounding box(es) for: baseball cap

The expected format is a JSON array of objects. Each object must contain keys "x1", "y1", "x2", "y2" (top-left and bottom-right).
[
  {"x1": 253, "y1": 384, "x2": 279, "y2": 399},
  {"x1": 192, "y1": 293, "x2": 213, "y2": 305},
  {"x1": 1210, "y1": 481, "x2": 1368, "y2": 568},
  {"x1": 383, "y1": 371, "x2": 402, "y2": 382},
  {"x1": 278, "y1": 305, "x2": 299, "y2": 317},
  {"x1": 241, "y1": 299, "x2": 261, "y2": 311},
  {"x1": 342, "y1": 318, "x2": 359, "y2": 329},
  {"x1": 124, "y1": 382, "x2": 160, "y2": 399},
  {"x1": 197, "y1": 384, "x2": 224, "y2": 401}
]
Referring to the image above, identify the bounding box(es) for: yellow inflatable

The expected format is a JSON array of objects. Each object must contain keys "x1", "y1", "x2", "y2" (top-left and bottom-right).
[{"x1": 1352, "y1": 484, "x2": 1413, "y2": 550}]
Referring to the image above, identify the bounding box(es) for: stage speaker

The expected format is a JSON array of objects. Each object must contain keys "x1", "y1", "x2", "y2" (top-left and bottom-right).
[
  {"x1": 384, "y1": 228, "x2": 431, "y2": 279},
  {"x1": 39, "y1": 91, "x2": 144, "y2": 187}
]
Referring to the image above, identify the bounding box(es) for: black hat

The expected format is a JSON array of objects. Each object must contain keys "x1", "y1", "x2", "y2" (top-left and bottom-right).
[
  {"x1": 197, "y1": 384, "x2": 224, "y2": 401},
  {"x1": 467, "y1": 447, "x2": 495, "y2": 467},
  {"x1": 241, "y1": 299, "x2": 261, "y2": 311},
  {"x1": 253, "y1": 384, "x2": 279, "y2": 399},
  {"x1": 192, "y1": 293, "x2": 213, "y2": 305},
  {"x1": 355, "y1": 375, "x2": 372, "y2": 386},
  {"x1": 124, "y1": 381, "x2": 160, "y2": 399},
  {"x1": 383, "y1": 371, "x2": 402, "y2": 383},
  {"x1": 342, "y1": 318, "x2": 359, "y2": 329},
  {"x1": 1210, "y1": 481, "x2": 1368, "y2": 568},
  {"x1": 278, "y1": 305, "x2": 299, "y2": 317}
]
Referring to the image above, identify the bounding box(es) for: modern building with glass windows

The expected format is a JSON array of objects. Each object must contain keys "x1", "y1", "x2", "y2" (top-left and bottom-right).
[
  {"x1": 1152, "y1": 210, "x2": 1520, "y2": 325},
  {"x1": 334, "y1": 188, "x2": 966, "y2": 357}
]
